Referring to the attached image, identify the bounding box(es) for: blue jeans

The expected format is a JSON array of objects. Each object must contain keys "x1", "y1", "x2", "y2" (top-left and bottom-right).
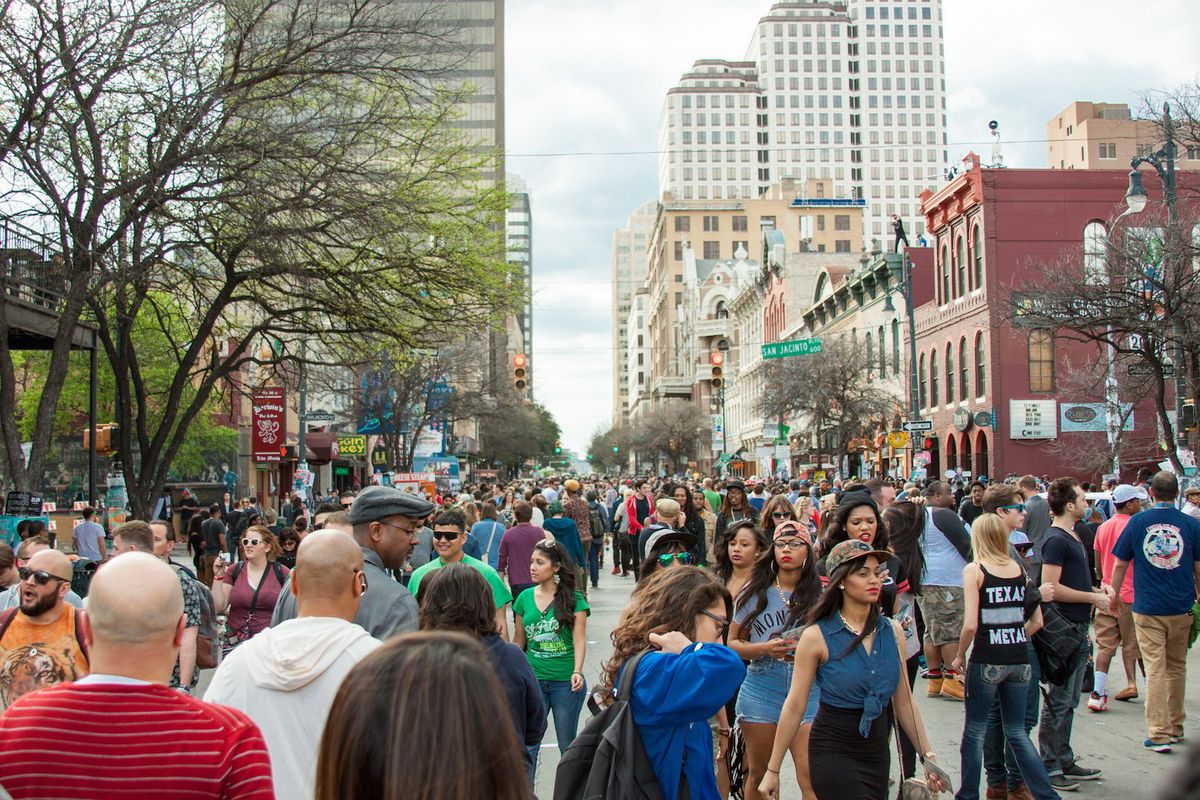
[
  {"x1": 587, "y1": 537, "x2": 601, "y2": 586},
  {"x1": 984, "y1": 642, "x2": 1041, "y2": 789},
  {"x1": 958, "y1": 662, "x2": 1058, "y2": 800},
  {"x1": 527, "y1": 678, "x2": 586, "y2": 775},
  {"x1": 1038, "y1": 625, "x2": 1088, "y2": 776}
]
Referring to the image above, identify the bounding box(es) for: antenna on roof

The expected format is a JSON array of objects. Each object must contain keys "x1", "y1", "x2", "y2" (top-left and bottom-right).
[{"x1": 987, "y1": 120, "x2": 1005, "y2": 168}]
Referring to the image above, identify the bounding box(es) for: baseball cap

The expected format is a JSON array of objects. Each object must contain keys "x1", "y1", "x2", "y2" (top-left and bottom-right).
[
  {"x1": 824, "y1": 539, "x2": 891, "y2": 577},
  {"x1": 772, "y1": 520, "x2": 813, "y2": 547},
  {"x1": 1112, "y1": 484, "x2": 1149, "y2": 504},
  {"x1": 644, "y1": 525, "x2": 698, "y2": 554}
]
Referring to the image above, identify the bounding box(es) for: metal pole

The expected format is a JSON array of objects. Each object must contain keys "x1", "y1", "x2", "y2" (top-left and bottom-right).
[
  {"x1": 297, "y1": 340, "x2": 308, "y2": 506},
  {"x1": 904, "y1": 254, "x2": 921, "y2": 479},
  {"x1": 1162, "y1": 103, "x2": 1186, "y2": 451},
  {"x1": 88, "y1": 331, "x2": 97, "y2": 506}
]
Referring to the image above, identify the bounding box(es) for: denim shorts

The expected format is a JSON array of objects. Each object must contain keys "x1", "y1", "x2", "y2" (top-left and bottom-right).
[{"x1": 736, "y1": 657, "x2": 820, "y2": 725}]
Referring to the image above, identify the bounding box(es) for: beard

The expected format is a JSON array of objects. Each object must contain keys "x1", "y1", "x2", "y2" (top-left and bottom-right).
[{"x1": 20, "y1": 590, "x2": 59, "y2": 617}]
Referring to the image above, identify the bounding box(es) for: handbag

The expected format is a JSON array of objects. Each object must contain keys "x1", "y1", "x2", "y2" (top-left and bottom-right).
[
  {"x1": 1032, "y1": 603, "x2": 1087, "y2": 685},
  {"x1": 891, "y1": 641, "x2": 952, "y2": 798}
]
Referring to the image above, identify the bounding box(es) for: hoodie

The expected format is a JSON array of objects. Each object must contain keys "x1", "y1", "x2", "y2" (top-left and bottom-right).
[{"x1": 205, "y1": 617, "x2": 381, "y2": 800}]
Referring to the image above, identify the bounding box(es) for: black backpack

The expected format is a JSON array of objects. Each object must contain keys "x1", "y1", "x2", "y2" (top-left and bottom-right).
[
  {"x1": 1032, "y1": 603, "x2": 1087, "y2": 685},
  {"x1": 553, "y1": 651, "x2": 689, "y2": 800}
]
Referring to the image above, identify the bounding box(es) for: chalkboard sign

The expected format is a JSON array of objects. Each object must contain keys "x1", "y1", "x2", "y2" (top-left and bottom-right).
[{"x1": 4, "y1": 492, "x2": 43, "y2": 517}]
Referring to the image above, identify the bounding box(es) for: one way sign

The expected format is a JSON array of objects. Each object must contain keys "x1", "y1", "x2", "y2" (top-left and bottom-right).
[{"x1": 902, "y1": 420, "x2": 933, "y2": 433}]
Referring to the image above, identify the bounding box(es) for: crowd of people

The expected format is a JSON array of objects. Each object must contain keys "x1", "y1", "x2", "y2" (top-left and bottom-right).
[{"x1": 0, "y1": 468, "x2": 1194, "y2": 799}]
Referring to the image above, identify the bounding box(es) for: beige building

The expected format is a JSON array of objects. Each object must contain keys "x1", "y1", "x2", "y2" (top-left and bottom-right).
[
  {"x1": 1047, "y1": 101, "x2": 1200, "y2": 171},
  {"x1": 611, "y1": 201, "x2": 658, "y2": 423}
]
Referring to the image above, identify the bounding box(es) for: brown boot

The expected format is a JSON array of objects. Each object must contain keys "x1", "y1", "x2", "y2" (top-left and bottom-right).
[
  {"x1": 986, "y1": 785, "x2": 1009, "y2": 799},
  {"x1": 1007, "y1": 783, "x2": 1034, "y2": 800}
]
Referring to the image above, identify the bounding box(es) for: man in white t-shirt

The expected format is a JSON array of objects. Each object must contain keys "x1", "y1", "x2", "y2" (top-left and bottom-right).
[{"x1": 205, "y1": 531, "x2": 379, "y2": 800}]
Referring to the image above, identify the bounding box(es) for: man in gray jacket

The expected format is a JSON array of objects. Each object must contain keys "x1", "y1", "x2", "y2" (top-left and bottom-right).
[
  {"x1": 1019, "y1": 475, "x2": 1051, "y2": 569},
  {"x1": 271, "y1": 485, "x2": 433, "y2": 638}
]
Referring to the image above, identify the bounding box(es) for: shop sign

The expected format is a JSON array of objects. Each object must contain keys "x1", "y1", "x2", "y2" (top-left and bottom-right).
[
  {"x1": 337, "y1": 435, "x2": 367, "y2": 456},
  {"x1": 1009, "y1": 400, "x2": 1057, "y2": 440},
  {"x1": 252, "y1": 387, "x2": 286, "y2": 462}
]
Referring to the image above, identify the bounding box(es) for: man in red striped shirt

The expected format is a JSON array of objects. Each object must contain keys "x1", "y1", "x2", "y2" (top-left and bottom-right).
[{"x1": 0, "y1": 552, "x2": 275, "y2": 800}]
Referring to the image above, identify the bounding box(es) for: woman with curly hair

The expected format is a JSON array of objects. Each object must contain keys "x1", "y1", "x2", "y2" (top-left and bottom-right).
[{"x1": 601, "y1": 567, "x2": 746, "y2": 800}]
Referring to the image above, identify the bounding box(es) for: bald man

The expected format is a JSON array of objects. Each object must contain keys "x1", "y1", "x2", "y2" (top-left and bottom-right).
[
  {"x1": 0, "y1": 553, "x2": 275, "y2": 799},
  {"x1": 0, "y1": 548, "x2": 89, "y2": 711},
  {"x1": 0, "y1": 536, "x2": 83, "y2": 611},
  {"x1": 206, "y1": 531, "x2": 380, "y2": 800}
]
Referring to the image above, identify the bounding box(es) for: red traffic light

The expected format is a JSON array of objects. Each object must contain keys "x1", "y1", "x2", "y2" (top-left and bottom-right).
[
  {"x1": 513, "y1": 353, "x2": 527, "y2": 368},
  {"x1": 710, "y1": 352, "x2": 725, "y2": 366}
]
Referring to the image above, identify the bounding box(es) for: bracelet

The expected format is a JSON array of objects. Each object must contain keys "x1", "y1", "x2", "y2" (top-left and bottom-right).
[
  {"x1": 765, "y1": 767, "x2": 780, "y2": 774},
  {"x1": 572, "y1": 671, "x2": 584, "y2": 677}
]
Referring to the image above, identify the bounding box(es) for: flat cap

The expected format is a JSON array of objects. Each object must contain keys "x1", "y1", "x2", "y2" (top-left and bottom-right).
[{"x1": 348, "y1": 485, "x2": 434, "y2": 524}]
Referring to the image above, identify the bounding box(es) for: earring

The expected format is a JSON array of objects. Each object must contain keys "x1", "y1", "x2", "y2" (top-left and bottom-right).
[
  {"x1": 839, "y1": 584, "x2": 845, "y2": 589},
  {"x1": 553, "y1": 573, "x2": 561, "y2": 585}
]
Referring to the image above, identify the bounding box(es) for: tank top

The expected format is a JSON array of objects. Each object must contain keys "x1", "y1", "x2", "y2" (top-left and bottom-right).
[{"x1": 970, "y1": 564, "x2": 1029, "y2": 666}]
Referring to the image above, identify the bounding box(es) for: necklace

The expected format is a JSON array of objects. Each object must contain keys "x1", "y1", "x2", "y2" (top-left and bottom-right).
[
  {"x1": 774, "y1": 576, "x2": 792, "y2": 608},
  {"x1": 838, "y1": 612, "x2": 863, "y2": 636}
]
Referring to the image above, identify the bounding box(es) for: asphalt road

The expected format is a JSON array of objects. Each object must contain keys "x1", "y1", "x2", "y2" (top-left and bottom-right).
[{"x1": 530, "y1": 557, "x2": 1199, "y2": 800}]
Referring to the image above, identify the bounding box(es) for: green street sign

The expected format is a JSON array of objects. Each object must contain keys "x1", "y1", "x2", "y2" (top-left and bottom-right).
[
  {"x1": 334, "y1": 466, "x2": 350, "y2": 476},
  {"x1": 761, "y1": 338, "x2": 823, "y2": 359}
]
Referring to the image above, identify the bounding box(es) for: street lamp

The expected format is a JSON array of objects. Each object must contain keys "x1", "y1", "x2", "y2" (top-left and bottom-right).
[
  {"x1": 1125, "y1": 101, "x2": 1186, "y2": 449},
  {"x1": 716, "y1": 339, "x2": 731, "y2": 471}
]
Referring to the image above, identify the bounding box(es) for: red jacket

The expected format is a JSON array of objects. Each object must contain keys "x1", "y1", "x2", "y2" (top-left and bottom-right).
[{"x1": 625, "y1": 493, "x2": 656, "y2": 538}]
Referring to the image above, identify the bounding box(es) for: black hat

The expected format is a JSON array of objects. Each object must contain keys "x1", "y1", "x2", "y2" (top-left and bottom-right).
[{"x1": 643, "y1": 525, "x2": 698, "y2": 554}]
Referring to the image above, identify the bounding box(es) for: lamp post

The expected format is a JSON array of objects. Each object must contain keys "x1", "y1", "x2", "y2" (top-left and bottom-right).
[
  {"x1": 717, "y1": 338, "x2": 731, "y2": 473},
  {"x1": 1126, "y1": 101, "x2": 1186, "y2": 450},
  {"x1": 883, "y1": 251, "x2": 921, "y2": 475}
]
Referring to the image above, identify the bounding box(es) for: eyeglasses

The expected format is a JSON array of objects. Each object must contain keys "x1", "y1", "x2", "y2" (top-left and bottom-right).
[
  {"x1": 657, "y1": 552, "x2": 693, "y2": 566},
  {"x1": 431, "y1": 530, "x2": 461, "y2": 541},
  {"x1": 699, "y1": 608, "x2": 730, "y2": 643},
  {"x1": 772, "y1": 511, "x2": 794, "y2": 519},
  {"x1": 18, "y1": 567, "x2": 69, "y2": 586},
  {"x1": 999, "y1": 504, "x2": 1026, "y2": 513},
  {"x1": 241, "y1": 539, "x2": 261, "y2": 547},
  {"x1": 773, "y1": 538, "x2": 807, "y2": 550}
]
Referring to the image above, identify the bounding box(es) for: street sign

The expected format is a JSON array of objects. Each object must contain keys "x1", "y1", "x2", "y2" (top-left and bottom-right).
[
  {"x1": 302, "y1": 409, "x2": 336, "y2": 422},
  {"x1": 761, "y1": 337, "x2": 823, "y2": 359},
  {"x1": 902, "y1": 420, "x2": 933, "y2": 433},
  {"x1": 1128, "y1": 363, "x2": 1175, "y2": 377}
]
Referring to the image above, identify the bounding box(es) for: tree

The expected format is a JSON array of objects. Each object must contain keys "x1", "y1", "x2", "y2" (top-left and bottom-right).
[
  {"x1": 0, "y1": 0, "x2": 520, "y2": 513},
  {"x1": 758, "y1": 338, "x2": 900, "y2": 464},
  {"x1": 629, "y1": 400, "x2": 707, "y2": 470},
  {"x1": 476, "y1": 394, "x2": 560, "y2": 473},
  {"x1": 587, "y1": 425, "x2": 631, "y2": 471}
]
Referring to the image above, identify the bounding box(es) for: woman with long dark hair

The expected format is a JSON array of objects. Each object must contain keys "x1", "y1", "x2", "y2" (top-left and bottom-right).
[
  {"x1": 315, "y1": 631, "x2": 532, "y2": 800},
  {"x1": 758, "y1": 540, "x2": 946, "y2": 800},
  {"x1": 511, "y1": 539, "x2": 589, "y2": 775},
  {"x1": 716, "y1": 480, "x2": 753, "y2": 542},
  {"x1": 759, "y1": 493, "x2": 798, "y2": 539},
  {"x1": 670, "y1": 482, "x2": 708, "y2": 564},
  {"x1": 601, "y1": 567, "x2": 746, "y2": 800},
  {"x1": 419, "y1": 563, "x2": 545, "y2": 785},
  {"x1": 729, "y1": 521, "x2": 822, "y2": 800},
  {"x1": 816, "y1": 494, "x2": 909, "y2": 620}
]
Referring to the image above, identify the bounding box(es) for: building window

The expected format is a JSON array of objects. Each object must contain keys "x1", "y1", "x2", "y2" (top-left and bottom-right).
[
  {"x1": 940, "y1": 244, "x2": 949, "y2": 303},
  {"x1": 866, "y1": 332, "x2": 874, "y2": 377},
  {"x1": 892, "y1": 318, "x2": 901, "y2": 376},
  {"x1": 930, "y1": 351, "x2": 939, "y2": 407},
  {"x1": 703, "y1": 215, "x2": 720, "y2": 232},
  {"x1": 1099, "y1": 142, "x2": 1117, "y2": 159},
  {"x1": 959, "y1": 337, "x2": 968, "y2": 401},
  {"x1": 972, "y1": 223, "x2": 983, "y2": 288},
  {"x1": 733, "y1": 215, "x2": 748, "y2": 231},
  {"x1": 715, "y1": 300, "x2": 729, "y2": 319},
  {"x1": 1028, "y1": 330, "x2": 1055, "y2": 392},
  {"x1": 702, "y1": 241, "x2": 720, "y2": 259},
  {"x1": 955, "y1": 236, "x2": 966, "y2": 297},
  {"x1": 835, "y1": 214, "x2": 851, "y2": 231},
  {"x1": 878, "y1": 325, "x2": 886, "y2": 376},
  {"x1": 835, "y1": 239, "x2": 852, "y2": 252},
  {"x1": 675, "y1": 216, "x2": 690, "y2": 232},
  {"x1": 975, "y1": 331, "x2": 986, "y2": 396},
  {"x1": 816, "y1": 215, "x2": 826, "y2": 231},
  {"x1": 945, "y1": 343, "x2": 954, "y2": 405},
  {"x1": 919, "y1": 353, "x2": 927, "y2": 409},
  {"x1": 674, "y1": 241, "x2": 684, "y2": 261},
  {"x1": 1083, "y1": 220, "x2": 1107, "y2": 284}
]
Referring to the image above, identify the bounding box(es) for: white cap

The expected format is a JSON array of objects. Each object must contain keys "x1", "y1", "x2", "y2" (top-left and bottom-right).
[{"x1": 1112, "y1": 484, "x2": 1149, "y2": 504}]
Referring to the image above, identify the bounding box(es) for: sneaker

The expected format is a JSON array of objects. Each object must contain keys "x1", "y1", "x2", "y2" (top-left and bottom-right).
[
  {"x1": 1086, "y1": 692, "x2": 1108, "y2": 712},
  {"x1": 940, "y1": 673, "x2": 964, "y2": 701},
  {"x1": 1062, "y1": 763, "x2": 1102, "y2": 780},
  {"x1": 1144, "y1": 739, "x2": 1173, "y2": 753},
  {"x1": 610, "y1": 566, "x2": 621, "y2": 575},
  {"x1": 1049, "y1": 775, "x2": 1079, "y2": 791},
  {"x1": 1171, "y1": 733, "x2": 1185, "y2": 743},
  {"x1": 1114, "y1": 685, "x2": 1139, "y2": 702}
]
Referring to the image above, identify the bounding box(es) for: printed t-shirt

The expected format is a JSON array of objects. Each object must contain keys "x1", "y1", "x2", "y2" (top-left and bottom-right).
[
  {"x1": 733, "y1": 587, "x2": 793, "y2": 643},
  {"x1": 512, "y1": 588, "x2": 590, "y2": 681},
  {"x1": 409, "y1": 553, "x2": 514, "y2": 609},
  {"x1": 0, "y1": 607, "x2": 89, "y2": 711},
  {"x1": 1113, "y1": 506, "x2": 1200, "y2": 616},
  {"x1": 1094, "y1": 513, "x2": 1136, "y2": 604}
]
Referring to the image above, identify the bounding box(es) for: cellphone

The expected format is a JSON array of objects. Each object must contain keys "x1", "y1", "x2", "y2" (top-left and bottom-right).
[{"x1": 779, "y1": 626, "x2": 806, "y2": 642}]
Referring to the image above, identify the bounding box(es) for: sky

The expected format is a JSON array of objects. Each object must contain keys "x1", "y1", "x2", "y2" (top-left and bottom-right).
[{"x1": 505, "y1": 0, "x2": 1200, "y2": 454}]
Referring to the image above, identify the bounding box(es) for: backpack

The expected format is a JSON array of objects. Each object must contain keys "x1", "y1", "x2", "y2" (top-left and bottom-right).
[
  {"x1": 172, "y1": 563, "x2": 221, "y2": 669},
  {"x1": 1032, "y1": 603, "x2": 1086, "y2": 685},
  {"x1": 553, "y1": 651, "x2": 688, "y2": 800},
  {"x1": 589, "y1": 508, "x2": 605, "y2": 540}
]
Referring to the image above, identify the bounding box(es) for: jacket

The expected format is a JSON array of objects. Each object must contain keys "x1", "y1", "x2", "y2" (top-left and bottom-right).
[
  {"x1": 481, "y1": 633, "x2": 546, "y2": 766},
  {"x1": 543, "y1": 517, "x2": 585, "y2": 568},
  {"x1": 625, "y1": 493, "x2": 656, "y2": 539}
]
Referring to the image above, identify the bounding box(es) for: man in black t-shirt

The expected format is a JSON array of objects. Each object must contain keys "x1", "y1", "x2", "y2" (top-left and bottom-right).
[
  {"x1": 199, "y1": 504, "x2": 227, "y2": 589},
  {"x1": 959, "y1": 480, "x2": 986, "y2": 527},
  {"x1": 1038, "y1": 478, "x2": 1113, "y2": 790}
]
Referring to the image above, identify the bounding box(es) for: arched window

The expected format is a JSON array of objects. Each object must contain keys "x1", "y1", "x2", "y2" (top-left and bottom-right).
[
  {"x1": 956, "y1": 236, "x2": 966, "y2": 298},
  {"x1": 961, "y1": 432, "x2": 972, "y2": 473},
  {"x1": 715, "y1": 300, "x2": 729, "y2": 319},
  {"x1": 975, "y1": 332, "x2": 986, "y2": 396},
  {"x1": 959, "y1": 336, "x2": 968, "y2": 401},
  {"x1": 1028, "y1": 330, "x2": 1055, "y2": 392},
  {"x1": 866, "y1": 331, "x2": 874, "y2": 377},
  {"x1": 1083, "y1": 221, "x2": 1107, "y2": 285},
  {"x1": 945, "y1": 342, "x2": 954, "y2": 405},
  {"x1": 946, "y1": 434, "x2": 958, "y2": 471},
  {"x1": 877, "y1": 325, "x2": 886, "y2": 376},
  {"x1": 892, "y1": 318, "x2": 901, "y2": 376},
  {"x1": 940, "y1": 244, "x2": 950, "y2": 304},
  {"x1": 930, "y1": 351, "x2": 940, "y2": 407},
  {"x1": 919, "y1": 354, "x2": 927, "y2": 409},
  {"x1": 972, "y1": 223, "x2": 983, "y2": 288},
  {"x1": 976, "y1": 431, "x2": 989, "y2": 478}
]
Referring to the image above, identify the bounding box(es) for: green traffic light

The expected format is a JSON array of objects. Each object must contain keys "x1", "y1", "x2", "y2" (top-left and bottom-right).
[
  {"x1": 612, "y1": 446, "x2": 619, "y2": 453},
  {"x1": 555, "y1": 447, "x2": 561, "y2": 454}
]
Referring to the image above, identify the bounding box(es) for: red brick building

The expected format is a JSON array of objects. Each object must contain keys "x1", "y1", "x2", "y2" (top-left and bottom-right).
[{"x1": 912, "y1": 155, "x2": 1173, "y2": 482}]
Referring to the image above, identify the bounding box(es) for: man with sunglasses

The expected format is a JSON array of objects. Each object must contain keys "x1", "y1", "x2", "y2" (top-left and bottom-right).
[
  {"x1": 206, "y1": 531, "x2": 378, "y2": 800},
  {"x1": 0, "y1": 537, "x2": 83, "y2": 612},
  {"x1": 0, "y1": 548, "x2": 89, "y2": 711},
  {"x1": 408, "y1": 510, "x2": 512, "y2": 640}
]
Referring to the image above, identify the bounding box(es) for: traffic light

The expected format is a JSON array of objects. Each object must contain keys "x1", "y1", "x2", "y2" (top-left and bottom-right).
[
  {"x1": 554, "y1": 440, "x2": 562, "y2": 455},
  {"x1": 83, "y1": 423, "x2": 119, "y2": 456},
  {"x1": 1184, "y1": 400, "x2": 1197, "y2": 430},
  {"x1": 710, "y1": 351, "x2": 724, "y2": 388},
  {"x1": 587, "y1": 454, "x2": 593, "y2": 461},
  {"x1": 612, "y1": 445, "x2": 619, "y2": 454},
  {"x1": 922, "y1": 435, "x2": 939, "y2": 451},
  {"x1": 513, "y1": 353, "x2": 528, "y2": 392}
]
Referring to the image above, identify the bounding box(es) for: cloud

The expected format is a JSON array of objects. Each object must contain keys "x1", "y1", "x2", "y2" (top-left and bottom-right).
[{"x1": 507, "y1": 0, "x2": 1200, "y2": 453}]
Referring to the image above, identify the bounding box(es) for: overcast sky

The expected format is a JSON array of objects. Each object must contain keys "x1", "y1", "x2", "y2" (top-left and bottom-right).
[{"x1": 505, "y1": 0, "x2": 1200, "y2": 454}]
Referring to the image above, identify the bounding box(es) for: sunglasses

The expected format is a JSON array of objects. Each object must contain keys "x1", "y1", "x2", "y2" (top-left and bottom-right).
[
  {"x1": 241, "y1": 539, "x2": 261, "y2": 547},
  {"x1": 657, "y1": 552, "x2": 693, "y2": 566},
  {"x1": 700, "y1": 608, "x2": 730, "y2": 643},
  {"x1": 771, "y1": 511, "x2": 794, "y2": 519},
  {"x1": 431, "y1": 530, "x2": 461, "y2": 541},
  {"x1": 18, "y1": 567, "x2": 69, "y2": 586},
  {"x1": 999, "y1": 504, "x2": 1026, "y2": 513}
]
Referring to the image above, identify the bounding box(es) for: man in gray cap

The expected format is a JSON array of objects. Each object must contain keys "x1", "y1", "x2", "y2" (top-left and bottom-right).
[{"x1": 271, "y1": 485, "x2": 433, "y2": 638}]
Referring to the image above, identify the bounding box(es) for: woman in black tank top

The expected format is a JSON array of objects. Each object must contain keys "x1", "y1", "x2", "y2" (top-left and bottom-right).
[{"x1": 950, "y1": 515, "x2": 1059, "y2": 800}]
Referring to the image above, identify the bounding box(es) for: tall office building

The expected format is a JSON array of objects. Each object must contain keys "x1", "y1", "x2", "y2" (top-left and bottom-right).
[
  {"x1": 611, "y1": 201, "x2": 658, "y2": 424},
  {"x1": 442, "y1": 0, "x2": 505, "y2": 182},
  {"x1": 507, "y1": 174, "x2": 533, "y2": 387},
  {"x1": 659, "y1": 0, "x2": 947, "y2": 247}
]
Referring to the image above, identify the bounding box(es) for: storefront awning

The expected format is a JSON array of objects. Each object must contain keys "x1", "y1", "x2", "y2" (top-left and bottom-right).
[{"x1": 304, "y1": 432, "x2": 340, "y2": 465}]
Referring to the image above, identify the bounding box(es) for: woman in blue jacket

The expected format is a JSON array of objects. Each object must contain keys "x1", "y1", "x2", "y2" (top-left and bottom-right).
[{"x1": 599, "y1": 566, "x2": 747, "y2": 800}]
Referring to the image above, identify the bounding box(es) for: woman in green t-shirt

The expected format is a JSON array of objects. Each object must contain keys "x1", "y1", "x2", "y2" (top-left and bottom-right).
[{"x1": 512, "y1": 539, "x2": 590, "y2": 774}]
